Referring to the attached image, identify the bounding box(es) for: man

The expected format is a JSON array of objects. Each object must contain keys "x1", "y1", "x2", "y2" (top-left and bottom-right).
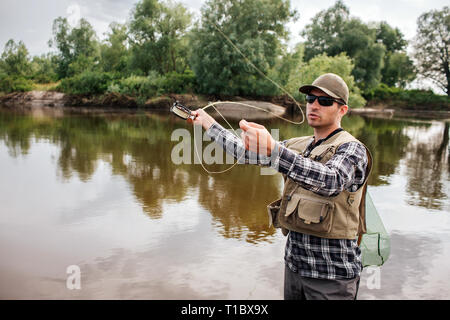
[{"x1": 189, "y1": 73, "x2": 372, "y2": 300}]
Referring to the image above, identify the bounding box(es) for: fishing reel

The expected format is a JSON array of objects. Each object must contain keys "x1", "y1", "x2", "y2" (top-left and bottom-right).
[{"x1": 170, "y1": 101, "x2": 196, "y2": 120}]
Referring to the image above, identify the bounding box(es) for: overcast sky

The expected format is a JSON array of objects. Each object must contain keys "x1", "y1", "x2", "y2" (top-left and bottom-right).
[{"x1": 0, "y1": 0, "x2": 448, "y2": 57}]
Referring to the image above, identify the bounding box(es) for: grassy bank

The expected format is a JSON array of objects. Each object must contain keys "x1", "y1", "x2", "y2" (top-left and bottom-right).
[
  {"x1": 32, "y1": 82, "x2": 59, "y2": 91},
  {"x1": 364, "y1": 84, "x2": 450, "y2": 111}
]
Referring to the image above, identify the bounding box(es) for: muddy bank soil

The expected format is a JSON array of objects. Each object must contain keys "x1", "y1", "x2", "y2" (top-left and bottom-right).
[
  {"x1": 0, "y1": 91, "x2": 301, "y2": 120},
  {"x1": 2, "y1": 91, "x2": 448, "y2": 120}
]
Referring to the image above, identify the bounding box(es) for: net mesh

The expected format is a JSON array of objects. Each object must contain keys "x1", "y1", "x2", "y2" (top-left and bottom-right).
[{"x1": 360, "y1": 191, "x2": 390, "y2": 267}]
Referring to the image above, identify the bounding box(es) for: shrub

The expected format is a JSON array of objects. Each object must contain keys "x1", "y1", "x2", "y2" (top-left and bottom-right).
[
  {"x1": 33, "y1": 73, "x2": 57, "y2": 84},
  {"x1": 159, "y1": 69, "x2": 196, "y2": 94},
  {"x1": 107, "y1": 72, "x2": 162, "y2": 99},
  {"x1": 365, "y1": 83, "x2": 449, "y2": 109},
  {"x1": 0, "y1": 75, "x2": 33, "y2": 93},
  {"x1": 58, "y1": 71, "x2": 113, "y2": 95}
]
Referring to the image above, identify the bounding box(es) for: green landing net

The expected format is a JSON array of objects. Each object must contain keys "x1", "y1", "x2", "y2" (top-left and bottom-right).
[{"x1": 360, "y1": 191, "x2": 391, "y2": 267}]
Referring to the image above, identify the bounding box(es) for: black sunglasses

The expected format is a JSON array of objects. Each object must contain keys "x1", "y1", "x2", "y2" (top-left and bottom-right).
[{"x1": 306, "y1": 94, "x2": 344, "y2": 107}]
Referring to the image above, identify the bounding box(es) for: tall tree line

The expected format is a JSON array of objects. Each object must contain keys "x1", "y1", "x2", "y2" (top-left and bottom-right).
[{"x1": 0, "y1": 0, "x2": 448, "y2": 98}]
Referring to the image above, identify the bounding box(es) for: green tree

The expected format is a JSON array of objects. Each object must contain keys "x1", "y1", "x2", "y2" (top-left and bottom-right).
[
  {"x1": 48, "y1": 17, "x2": 71, "y2": 78},
  {"x1": 269, "y1": 43, "x2": 304, "y2": 88},
  {"x1": 100, "y1": 22, "x2": 130, "y2": 74},
  {"x1": 30, "y1": 53, "x2": 59, "y2": 83},
  {"x1": 413, "y1": 6, "x2": 450, "y2": 96},
  {"x1": 375, "y1": 22, "x2": 416, "y2": 87},
  {"x1": 286, "y1": 53, "x2": 366, "y2": 108},
  {"x1": 128, "y1": 0, "x2": 192, "y2": 75},
  {"x1": 375, "y1": 21, "x2": 407, "y2": 53},
  {"x1": 301, "y1": 1, "x2": 416, "y2": 91},
  {"x1": 0, "y1": 39, "x2": 34, "y2": 93},
  {"x1": 0, "y1": 39, "x2": 31, "y2": 77},
  {"x1": 302, "y1": 1, "x2": 386, "y2": 91},
  {"x1": 189, "y1": 0, "x2": 296, "y2": 96},
  {"x1": 381, "y1": 52, "x2": 416, "y2": 88},
  {"x1": 302, "y1": 0, "x2": 350, "y2": 60},
  {"x1": 49, "y1": 17, "x2": 100, "y2": 78},
  {"x1": 67, "y1": 54, "x2": 98, "y2": 76},
  {"x1": 343, "y1": 19, "x2": 385, "y2": 91}
]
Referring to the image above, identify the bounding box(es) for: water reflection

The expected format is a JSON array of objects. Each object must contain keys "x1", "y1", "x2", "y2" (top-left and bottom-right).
[
  {"x1": 358, "y1": 231, "x2": 450, "y2": 299},
  {"x1": 352, "y1": 117, "x2": 411, "y2": 186},
  {"x1": 0, "y1": 108, "x2": 448, "y2": 241},
  {"x1": 403, "y1": 122, "x2": 449, "y2": 210},
  {"x1": 197, "y1": 166, "x2": 281, "y2": 243},
  {"x1": 1, "y1": 107, "x2": 449, "y2": 299}
]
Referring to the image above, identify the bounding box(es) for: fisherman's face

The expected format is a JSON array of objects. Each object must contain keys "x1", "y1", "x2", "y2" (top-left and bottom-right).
[{"x1": 306, "y1": 89, "x2": 346, "y2": 129}]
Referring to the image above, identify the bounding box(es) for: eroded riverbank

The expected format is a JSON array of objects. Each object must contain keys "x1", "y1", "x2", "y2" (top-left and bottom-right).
[{"x1": 1, "y1": 90, "x2": 449, "y2": 121}]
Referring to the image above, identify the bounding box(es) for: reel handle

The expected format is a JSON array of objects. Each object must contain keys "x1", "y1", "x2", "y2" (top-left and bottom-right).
[{"x1": 170, "y1": 101, "x2": 196, "y2": 120}]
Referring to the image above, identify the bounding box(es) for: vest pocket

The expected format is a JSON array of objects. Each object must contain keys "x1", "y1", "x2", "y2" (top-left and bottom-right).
[
  {"x1": 267, "y1": 198, "x2": 282, "y2": 228},
  {"x1": 284, "y1": 194, "x2": 334, "y2": 233}
]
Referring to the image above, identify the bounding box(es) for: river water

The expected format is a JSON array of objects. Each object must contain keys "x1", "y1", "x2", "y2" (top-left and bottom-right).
[{"x1": 0, "y1": 106, "x2": 448, "y2": 299}]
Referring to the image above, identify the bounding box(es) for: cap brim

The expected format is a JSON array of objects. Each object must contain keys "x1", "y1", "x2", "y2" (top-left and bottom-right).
[{"x1": 299, "y1": 85, "x2": 346, "y2": 104}]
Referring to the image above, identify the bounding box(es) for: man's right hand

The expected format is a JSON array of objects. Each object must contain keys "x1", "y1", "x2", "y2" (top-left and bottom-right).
[{"x1": 188, "y1": 108, "x2": 216, "y2": 131}]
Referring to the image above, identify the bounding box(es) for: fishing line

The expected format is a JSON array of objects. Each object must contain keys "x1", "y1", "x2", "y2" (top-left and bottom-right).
[
  {"x1": 171, "y1": 21, "x2": 306, "y2": 174},
  {"x1": 209, "y1": 22, "x2": 305, "y2": 122}
]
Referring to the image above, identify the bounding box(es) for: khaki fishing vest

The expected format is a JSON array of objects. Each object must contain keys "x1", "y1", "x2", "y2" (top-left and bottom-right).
[{"x1": 267, "y1": 130, "x2": 373, "y2": 240}]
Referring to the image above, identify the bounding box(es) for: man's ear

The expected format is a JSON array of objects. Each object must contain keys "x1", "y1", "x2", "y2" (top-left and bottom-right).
[{"x1": 339, "y1": 104, "x2": 348, "y2": 116}]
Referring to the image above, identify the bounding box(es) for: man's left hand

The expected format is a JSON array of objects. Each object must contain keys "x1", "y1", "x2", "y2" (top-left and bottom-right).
[{"x1": 239, "y1": 120, "x2": 276, "y2": 156}]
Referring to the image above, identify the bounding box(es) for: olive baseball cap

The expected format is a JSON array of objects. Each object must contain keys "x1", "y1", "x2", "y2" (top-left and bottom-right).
[{"x1": 299, "y1": 73, "x2": 349, "y2": 105}]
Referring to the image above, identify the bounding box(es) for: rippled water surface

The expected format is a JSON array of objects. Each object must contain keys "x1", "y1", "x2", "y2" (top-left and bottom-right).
[{"x1": 0, "y1": 106, "x2": 448, "y2": 299}]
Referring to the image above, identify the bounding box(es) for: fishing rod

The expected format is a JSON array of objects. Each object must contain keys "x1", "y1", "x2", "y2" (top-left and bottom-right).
[
  {"x1": 171, "y1": 100, "x2": 247, "y2": 174},
  {"x1": 170, "y1": 21, "x2": 306, "y2": 174}
]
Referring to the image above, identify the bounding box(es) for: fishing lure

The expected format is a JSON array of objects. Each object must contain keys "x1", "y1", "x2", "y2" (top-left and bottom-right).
[{"x1": 170, "y1": 101, "x2": 197, "y2": 120}]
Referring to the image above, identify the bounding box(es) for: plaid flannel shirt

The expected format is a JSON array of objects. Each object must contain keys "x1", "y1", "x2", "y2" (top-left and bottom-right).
[{"x1": 205, "y1": 122, "x2": 368, "y2": 280}]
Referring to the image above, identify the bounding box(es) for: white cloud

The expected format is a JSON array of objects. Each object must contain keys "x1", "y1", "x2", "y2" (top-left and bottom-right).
[{"x1": 67, "y1": 3, "x2": 81, "y2": 27}]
